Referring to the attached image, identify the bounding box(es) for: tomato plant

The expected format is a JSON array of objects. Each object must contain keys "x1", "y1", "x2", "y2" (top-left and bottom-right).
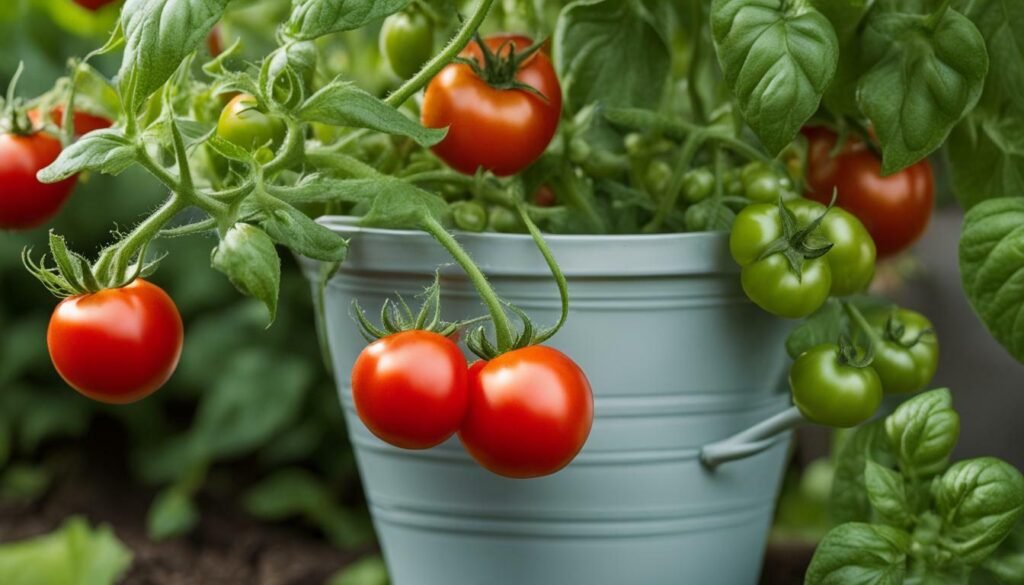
[
  {"x1": 380, "y1": 9, "x2": 434, "y2": 79},
  {"x1": 803, "y1": 127, "x2": 934, "y2": 258},
  {"x1": 351, "y1": 330, "x2": 468, "y2": 450},
  {"x1": 72, "y1": 0, "x2": 119, "y2": 11},
  {"x1": 422, "y1": 34, "x2": 562, "y2": 176},
  {"x1": 459, "y1": 346, "x2": 593, "y2": 479},
  {"x1": 47, "y1": 279, "x2": 183, "y2": 404},
  {"x1": 216, "y1": 94, "x2": 285, "y2": 151},
  {"x1": 858, "y1": 307, "x2": 939, "y2": 395},
  {"x1": 0, "y1": 132, "x2": 77, "y2": 230},
  {"x1": 29, "y1": 106, "x2": 112, "y2": 136}
]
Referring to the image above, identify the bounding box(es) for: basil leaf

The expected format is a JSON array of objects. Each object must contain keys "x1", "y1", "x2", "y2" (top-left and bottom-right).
[
  {"x1": 832, "y1": 420, "x2": 894, "y2": 524},
  {"x1": 858, "y1": 3, "x2": 988, "y2": 174},
  {"x1": 865, "y1": 461, "x2": 913, "y2": 528},
  {"x1": 297, "y1": 81, "x2": 445, "y2": 147},
  {"x1": 119, "y1": 0, "x2": 228, "y2": 114},
  {"x1": 948, "y1": 107, "x2": 1024, "y2": 210},
  {"x1": 805, "y1": 522, "x2": 910, "y2": 585},
  {"x1": 211, "y1": 224, "x2": 281, "y2": 323},
  {"x1": 258, "y1": 197, "x2": 349, "y2": 263},
  {"x1": 936, "y1": 457, "x2": 1024, "y2": 565},
  {"x1": 287, "y1": 0, "x2": 411, "y2": 41},
  {"x1": 193, "y1": 350, "x2": 311, "y2": 458},
  {"x1": 885, "y1": 388, "x2": 960, "y2": 477},
  {"x1": 954, "y1": 0, "x2": 1024, "y2": 112},
  {"x1": 554, "y1": 0, "x2": 672, "y2": 113},
  {"x1": 812, "y1": 0, "x2": 873, "y2": 117},
  {"x1": 710, "y1": 0, "x2": 838, "y2": 155},
  {"x1": 959, "y1": 197, "x2": 1024, "y2": 362},
  {"x1": 37, "y1": 129, "x2": 136, "y2": 183}
]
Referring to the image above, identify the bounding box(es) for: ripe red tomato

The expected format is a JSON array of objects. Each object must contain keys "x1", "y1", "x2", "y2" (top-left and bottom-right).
[
  {"x1": 534, "y1": 184, "x2": 557, "y2": 207},
  {"x1": 459, "y1": 346, "x2": 593, "y2": 478},
  {"x1": 208, "y1": 25, "x2": 223, "y2": 57},
  {"x1": 422, "y1": 34, "x2": 562, "y2": 177},
  {"x1": 48, "y1": 279, "x2": 184, "y2": 404},
  {"x1": 351, "y1": 331, "x2": 469, "y2": 449},
  {"x1": 0, "y1": 132, "x2": 77, "y2": 230},
  {"x1": 29, "y1": 106, "x2": 112, "y2": 136},
  {"x1": 803, "y1": 127, "x2": 934, "y2": 258},
  {"x1": 73, "y1": 0, "x2": 119, "y2": 10}
]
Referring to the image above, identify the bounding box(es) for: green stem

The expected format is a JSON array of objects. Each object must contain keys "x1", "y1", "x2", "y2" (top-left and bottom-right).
[
  {"x1": 385, "y1": 0, "x2": 496, "y2": 108},
  {"x1": 561, "y1": 164, "x2": 608, "y2": 234},
  {"x1": 686, "y1": 1, "x2": 706, "y2": 125},
  {"x1": 708, "y1": 131, "x2": 775, "y2": 166},
  {"x1": 419, "y1": 214, "x2": 515, "y2": 350},
  {"x1": 925, "y1": 0, "x2": 951, "y2": 29},
  {"x1": 644, "y1": 131, "x2": 703, "y2": 233},
  {"x1": 108, "y1": 196, "x2": 188, "y2": 283},
  {"x1": 405, "y1": 170, "x2": 516, "y2": 206},
  {"x1": 843, "y1": 302, "x2": 883, "y2": 347},
  {"x1": 264, "y1": 118, "x2": 305, "y2": 176},
  {"x1": 516, "y1": 202, "x2": 569, "y2": 343},
  {"x1": 306, "y1": 149, "x2": 380, "y2": 179}
]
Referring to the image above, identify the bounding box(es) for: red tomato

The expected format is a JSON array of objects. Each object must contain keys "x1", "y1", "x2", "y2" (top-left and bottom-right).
[
  {"x1": 48, "y1": 279, "x2": 184, "y2": 404},
  {"x1": 459, "y1": 346, "x2": 593, "y2": 478},
  {"x1": 422, "y1": 34, "x2": 562, "y2": 177},
  {"x1": 803, "y1": 127, "x2": 934, "y2": 258},
  {"x1": 29, "y1": 106, "x2": 112, "y2": 136},
  {"x1": 0, "y1": 132, "x2": 77, "y2": 230},
  {"x1": 208, "y1": 25, "x2": 223, "y2": 57},
  {"x1": 351, "y1": 331, "x2": 469, "y2": 449},
  {"x1": 73, "y1": 0, "x2": 119, "y2": 10},
  {"x1": 534, "y1": 184, "x2": 557, "y2": 207}
]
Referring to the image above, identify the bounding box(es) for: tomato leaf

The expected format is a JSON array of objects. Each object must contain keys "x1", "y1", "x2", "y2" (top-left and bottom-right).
[
  {"x1": 960, "y1": 197, "x2": 1024, "y2": 362},
  {"x1": 147, "y1": 488, "x2": 199, "y2": 541},
  {"x1": 0, "y1": 517, "x2": 132, "y2": 585},
  {"x1": 948, "y1": 106, "x2": 1024, "y2": 210},
  {"x1": 935, "y1": 458, "x2": 1024, "y2": 565},
  {"x1": 193, "y1": 350, "x2": 312, "y2": 459},
  {"x1": 257, "y1": 195, "x2": 349, "y2": 263},
  {"x1": 119, "y1": 0, "x2": 228, "y2": 114},
  {"x1": 287, "y1": 0, "x2": 412, "y2": 41},
  {"x1": 710, "y1": 0, "x2": 838, "y2": 155},
  {"x1": 885, "y1": 388, "x2": 960, "y2": 477},
  {"x1": 805, "y1": 522, "x2": 910, "y2": 585},
  {"x1": 357, "y1": 177, "x2": 449, "y2": 229},
  {"x1": 37, "y1": 129, "x2": 136, "y2": 183},
  {"x1": 858, "y1": 3, "x2": 988, "y2": 174},
  {"x1": 211, "y1": 224, "x2": 281, "y2": 323},
  {"x1": 786, "y1": 298, "x2": 844, "y2": 358},
  {"x1": 554, "y1": 0, "x2": 672, "y2": 113},
  {"x1": 297, "y1": 81, "x2": 445, "y2": 147}
]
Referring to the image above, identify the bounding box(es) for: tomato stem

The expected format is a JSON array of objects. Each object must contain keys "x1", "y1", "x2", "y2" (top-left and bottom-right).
[
  {"x1": 843, "y1": 302, "x2": 884, "y2": 347},
  {"x1": 515, "y1": 201, "x2": 569, "y2": 343},
  {"x1": 644, "y1": 131, "x2": 704, "y2": 232},
  {"x1": 385, "y1": 0, "x2": 497, "y2": 108},
  {"x1": 419, "y1": 214, "x2": 515, "y2": 350}
]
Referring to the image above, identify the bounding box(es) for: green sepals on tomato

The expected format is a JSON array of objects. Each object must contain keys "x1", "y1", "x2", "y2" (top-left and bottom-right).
[
  {"x1": 48, "y1": 279, "x2": 184, "y2": 404},
  {"x1": 216, "y1": 93, "x2": 285, "y2": 151},
  {"x1": 422, "y1": 34, "x2": 562, "y2": 177},
  {"x1": 730, "y1": 198, "x2": 875, "y2": 318},
  {"x1": 864, "y1": 308, "x2": 938, "y2": 395},
  {"x1": 459, "y1": 345, "x2": 593, "y2": 479},
  {"x1": 789, "y1": 342, "x2": 883, "y2": 428},
  {"x1": 803, "y1": 127, "x2": 934, "y2": 258},
  {"x1": 452, "y1": 200, "x2": 488, "y2": 232},
  {"x1": 380, "y1": 9, "x2": 435, "y2": 79}
]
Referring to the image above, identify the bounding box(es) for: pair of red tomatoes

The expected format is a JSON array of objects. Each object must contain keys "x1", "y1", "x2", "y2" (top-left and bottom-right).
[{"x1": 351, "y1": 331, "x2": 594, "y2": 479}]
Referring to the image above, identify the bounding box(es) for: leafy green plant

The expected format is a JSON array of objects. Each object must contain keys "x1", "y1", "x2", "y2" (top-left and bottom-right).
[
  {"x1": 807, "y1": 390, "x2": 1024, "y2": 584},
  {"x1": 0, "y1": 517, "x2": 132, "y2": 585}
]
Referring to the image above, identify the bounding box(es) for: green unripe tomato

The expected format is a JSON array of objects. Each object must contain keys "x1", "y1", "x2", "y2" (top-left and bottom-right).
[
  {"x1": 646, "y1": 160, "x2": 672, "y2": 193},
  {"x1": 682, "y1": 167, "x2": 715, "y2": 204},
  {"x1": 866, "y1": 308, "x2": 939, "y2": 394},
  {"x1": 216, "y1": 94, "x2": 285, "y2": 151},
  {"x1": 740, "y1": 254, "x2": 832, "y2": 319},
  {"x1": 488, "y1": 206, "x2": 526, "y2": 233},
  {"x1": 452, "y1": 201, "x2": 488, "y2": 233},
  {"x1": 380, "y1": 10, "x2": 434, "y2": 79},
  {"x1": 790, "y1": 343, "x2": 883, "y2": 428},
  {"x1": 624, "y1": 133, "x2": 645, "y2": 157},
  {"x1": 742, "y1": 162, "x2": 787, "y2": 204}
]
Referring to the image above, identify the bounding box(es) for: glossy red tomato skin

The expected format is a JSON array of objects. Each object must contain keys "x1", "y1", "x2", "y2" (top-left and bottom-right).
[
  {"x1": 459, "y1": 346, "x2": 594, "y2": 479},
  {"x1": 0, "y1": 133, "x2": 77, "y2": 230},
  {"x1": 803, "y1": 127, "x2": 935, "y2": 258},
  {"x1": 422, "y1": 35, "x2": 563, "y2": 177},
  {"x1": 29, "y1": 107, "x2": 112, "y2": 136},
  {"x1": 351, "y1": 331, "x2": 469, "y2": 450},
  {"x1": 73, "y1": 0, "x2": 119, "y2": 10},
  {"x1": 47, "y1": 279, "x2": 184, "y2": 404}
]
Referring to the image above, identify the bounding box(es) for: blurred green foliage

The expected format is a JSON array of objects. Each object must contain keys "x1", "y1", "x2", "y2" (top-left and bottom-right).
[
  {"x1": 0, "y1": 0, "x2": 372, "y2": 554},
  {"x1": 0, "y1": 517, "x2": 131, "y2": 585}
]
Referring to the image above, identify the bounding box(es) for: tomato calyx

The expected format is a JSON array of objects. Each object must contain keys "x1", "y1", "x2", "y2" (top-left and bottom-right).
[
  {"x1": 455, "y1": 33, "x2": 550, "y2": 99},
  {"x1": 352, "y1": 273, "x2": 470, "y2": 341},
  {"x1": 758, "y1": 195, "x2": 835, "y2": 279},
  {"x1": 881, "y1": 310, "x2": 935, "y2": 350},
  {"x1": 22, "y1": 232, "x2": 160, "y2": 298},
  {"x1": 834, "y1": 334, "x2": 875, "y2": 370}
]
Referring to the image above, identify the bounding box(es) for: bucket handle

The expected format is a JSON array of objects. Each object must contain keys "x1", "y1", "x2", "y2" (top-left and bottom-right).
[{"x1": 700, "y1": 406, "x2": 806, "y2": 470}]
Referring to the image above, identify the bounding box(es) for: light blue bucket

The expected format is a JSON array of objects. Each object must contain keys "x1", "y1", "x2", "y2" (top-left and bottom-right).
[{"x1": 304, "y1": 218, "x2": 794, "y2": 585}]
